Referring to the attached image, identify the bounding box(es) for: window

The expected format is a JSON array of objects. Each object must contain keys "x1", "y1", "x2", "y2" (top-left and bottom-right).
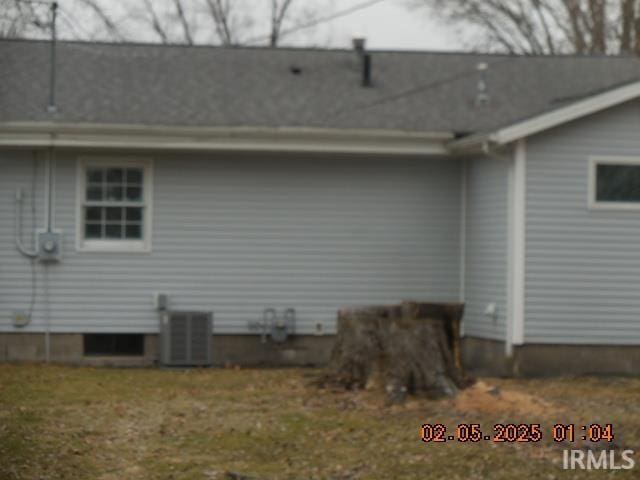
[
  {"x1": 84, "y1": 334, "x2": 144, "y2": 356},
  {"x1": 77, "y1": 158, "x2": 152, "y2": 251},
  {"x1": 590, "y1": 157, "x2": 640, "y2": 210}
]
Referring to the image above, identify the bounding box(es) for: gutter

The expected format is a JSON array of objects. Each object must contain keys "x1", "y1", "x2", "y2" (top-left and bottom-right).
[
  {"x1": 0, "y1": 123, "x2": 453, "y2": 156},
  {"x1": 447, "y1": 132, "x2": 497, "y2": 154}
]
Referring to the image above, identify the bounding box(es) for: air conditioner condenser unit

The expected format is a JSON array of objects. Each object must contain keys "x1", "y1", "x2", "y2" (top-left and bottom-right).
[{"x1": 160, "y1": 311, "x2": 213, "y2": 367}]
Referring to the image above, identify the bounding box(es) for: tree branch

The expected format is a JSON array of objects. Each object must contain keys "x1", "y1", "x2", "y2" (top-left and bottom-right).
[{"x1": 173, "y1": 0, "x2": 194, "y2": 45}]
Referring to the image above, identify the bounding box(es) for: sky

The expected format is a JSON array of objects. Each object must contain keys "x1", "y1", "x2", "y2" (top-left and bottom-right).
[
  {"x1": 285, "y1": 0, "x2": 458, "y2": 51},
  {"x1": 30, "y1": 0, "x2": 461, "y2": 52}
]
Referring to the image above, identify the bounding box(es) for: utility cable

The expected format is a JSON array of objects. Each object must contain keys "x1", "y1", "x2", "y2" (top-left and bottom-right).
[{"x1": 321, "y1": 56, "x2": 517, "y2": 122}]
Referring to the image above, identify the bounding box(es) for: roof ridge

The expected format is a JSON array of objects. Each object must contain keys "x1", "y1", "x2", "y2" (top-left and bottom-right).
[{"x1": 2, "y1": 37, "x2": 639, "y2": 60}]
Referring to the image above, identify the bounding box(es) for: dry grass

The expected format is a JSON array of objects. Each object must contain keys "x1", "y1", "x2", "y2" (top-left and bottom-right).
[{"x1": 1, "y1": 364, "x2": 639, "y2": 479}]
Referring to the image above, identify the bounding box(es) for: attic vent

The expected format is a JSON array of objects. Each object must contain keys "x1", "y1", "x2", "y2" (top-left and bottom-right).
[{"x1": 160, "y1": 311, "x2": 213, "y2": 366}]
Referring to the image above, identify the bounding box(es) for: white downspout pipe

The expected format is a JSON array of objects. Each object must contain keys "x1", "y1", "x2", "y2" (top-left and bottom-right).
[
  {"x1": 459, "y1": 158, "x2": 467, "y2": 336},
  {"x1": 482, "y1": 140, "x2": 526, "y2": 359}
]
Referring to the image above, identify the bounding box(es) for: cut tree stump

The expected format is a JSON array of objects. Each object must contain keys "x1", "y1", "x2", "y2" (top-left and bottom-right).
[{"x1": 318, "y1": 301, "x2": 473, "y2": 402}]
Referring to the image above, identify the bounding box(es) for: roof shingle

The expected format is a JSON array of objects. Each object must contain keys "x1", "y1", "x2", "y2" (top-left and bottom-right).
[{"x1": 2, "y1": 39, "x2": 640, "y2": 134}]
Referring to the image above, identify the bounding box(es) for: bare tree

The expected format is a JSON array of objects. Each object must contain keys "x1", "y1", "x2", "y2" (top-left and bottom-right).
[
  {"x1": 77, "y1": 0, "x2": 124, "y2": 41},
  {"x1": 0, "y1": 0, "x2": 327, "y2": 46},
  {"x1": 0, "y1": 0, "x2": 47, "y2": 38},
  {"x1": 418, "y1": 0, "x2": 640, "y2": 55},
  {"x1": 269, "y1": 0, "x2": 295, "y2": 46},
  {"x1": 205, "y1": 0, "x2": 235, "y2": 45}
]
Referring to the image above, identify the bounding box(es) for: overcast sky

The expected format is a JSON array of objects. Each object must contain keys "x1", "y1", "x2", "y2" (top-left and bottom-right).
[
  {"x1": 45, "y1": 0, "x2": 461, "y2": 51},
  {"x1": 286, "y1": 0, "x2": 458, "y2": 51}
]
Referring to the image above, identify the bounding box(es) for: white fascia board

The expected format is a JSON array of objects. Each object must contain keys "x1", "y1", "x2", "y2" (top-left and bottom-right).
[
  {"x1": 494, "y1": 80, "x2": 640, "y2": 144},
  {"x1": 0, "y1": 123, "x2": 452, "y2": 156},
  {"x1": 448, "y1": 79, "x2": 640, "y2": 151}
]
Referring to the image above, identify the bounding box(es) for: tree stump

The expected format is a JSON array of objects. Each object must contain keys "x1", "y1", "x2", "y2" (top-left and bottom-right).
[{"x1": 318, "y1": 301, "x2": 473, "y2": 401}]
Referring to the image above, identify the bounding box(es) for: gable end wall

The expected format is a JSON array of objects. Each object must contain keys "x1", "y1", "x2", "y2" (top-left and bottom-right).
[{"x1": 525, "y1": 99, "x2": 640, "y2": 345}]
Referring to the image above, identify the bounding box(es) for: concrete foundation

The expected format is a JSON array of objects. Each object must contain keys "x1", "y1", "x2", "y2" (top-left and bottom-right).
[
  {"x1": 0, "y1": 333, "x2": 157, "y2": 366},
  {"x1": 461, "y1": 337, "x2": 513, "y2": 376},
  {"x1": 212, "y1": 335, "x2": 334, "y2": 367},
  {"x1": 513, "y1": 344, "x2": 640, "y2": 377},
  {"x1": 462, "y1": 336, "x2": 640, "y2": 377},
  {"x1": 3, "y1": 333, "x2": 639, "y2": 375},
  {"x1": 0, "y1": 333, "x2": 334, "y2": 367}
]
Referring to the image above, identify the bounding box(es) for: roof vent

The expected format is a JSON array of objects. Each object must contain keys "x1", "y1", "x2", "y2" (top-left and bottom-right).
[
  {"x1": 475, "y1": 62, "x2": 489, "y2": 107},
  {"x1": 362, "y1": 54, "x2": 372, "y2": 87},
  {"x1": 352, "y1": 36, "x2": 372, "y2": 87},
  {"x1": 352, "y1": 36, "x2": 366, "y2": 54}
]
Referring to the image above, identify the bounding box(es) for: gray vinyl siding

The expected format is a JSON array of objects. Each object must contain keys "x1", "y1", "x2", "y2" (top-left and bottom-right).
[
  {"x1": 1, "y1": 151, "x2": 461, "y2": 335},
  {"x1": 463, "y1": 155, "x2": 510, "y2": 341},
  {"x1": 526, "y1": 99, "x2": 640, "y2": 344}
]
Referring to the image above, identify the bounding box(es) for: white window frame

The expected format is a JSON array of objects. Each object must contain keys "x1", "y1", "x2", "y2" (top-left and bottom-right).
[
  {"x1": 76, "y1": 156, "x2": 153, "y2": 252},
  {"x1": 589, "y1": 156, "x2": 640, "y2": 211}
]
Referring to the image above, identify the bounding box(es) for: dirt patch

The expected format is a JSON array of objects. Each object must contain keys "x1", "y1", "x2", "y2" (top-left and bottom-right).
[{"x1": 453, "y1": 380, "x2": 561, "y2": 418}]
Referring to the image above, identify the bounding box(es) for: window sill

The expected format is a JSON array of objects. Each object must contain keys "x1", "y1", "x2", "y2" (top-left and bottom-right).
[{"x1": 77, "y1": 240, "x2": 151, "y2": 253}]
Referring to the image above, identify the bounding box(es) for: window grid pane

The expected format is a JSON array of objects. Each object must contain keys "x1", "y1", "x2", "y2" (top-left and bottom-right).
[
  {"x1": 85, "y1": 223, "x2": 102, "y2": 239},
  {"x1": 106, "y1": 168, "x2": 123, "y2": 183},
  {"x1": 86, "y1": 169, "x2": 103, "y2": 183},
  {"x1": 126, "y1": 168, "x2": 143, "y2": 184},
  {"x1": 83, "y1": 164, "x2": 145, "y2": 243},
  {"x1": 125, "y1": 224, "x2": 142, "y2": 239},
  {"x1": 86, "y1": 167, "x2": 144, "y2": 204}
]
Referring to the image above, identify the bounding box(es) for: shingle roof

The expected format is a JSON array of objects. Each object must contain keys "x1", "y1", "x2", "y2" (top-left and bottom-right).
[{"x1": 3, "y1": 39, "x2": 640, "y2": 135}]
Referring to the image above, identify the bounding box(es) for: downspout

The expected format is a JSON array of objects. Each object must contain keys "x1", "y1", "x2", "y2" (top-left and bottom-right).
[
  {"x1": 459, "y1": 158, "x2": 467, "y2": 336},
  {"x1": 482, "y1": 141, "x2": 515, "y2": 358}
]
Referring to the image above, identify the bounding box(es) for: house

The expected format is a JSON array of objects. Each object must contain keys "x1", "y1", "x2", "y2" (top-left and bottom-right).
[{"x1": 2, "y1": 38, "x2": 640, "y2": 374}]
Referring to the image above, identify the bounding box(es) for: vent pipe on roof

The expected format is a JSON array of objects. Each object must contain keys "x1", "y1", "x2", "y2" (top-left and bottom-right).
[
  {"x1": 362, "y1": 54, "x2": 372, "y2": 87},
  {"x1": 47, "y1": 2, "x2": 58, "y2": 113},
  {"x1": 475, "y1": 62, "x2": 489, "y2": 107},
  {"x1": 352, "y1": 36, "x2": 366, "y2": 54},
  {"x1": 352, "y1": 36, "x2": 372, "y2": 87}
]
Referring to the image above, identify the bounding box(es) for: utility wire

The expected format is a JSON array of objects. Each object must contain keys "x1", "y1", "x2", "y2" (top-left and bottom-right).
[
  {"x1": 244, "y1": 0, "x2": 389, "y2": 45},
  {"x1": 322, "y1": 56, "x2": 517, "y2": 121}
]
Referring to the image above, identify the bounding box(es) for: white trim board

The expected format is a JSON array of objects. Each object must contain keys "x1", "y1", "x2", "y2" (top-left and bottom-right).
[{"x1": 506, "y1": 140, "x2": 526, "y2": 355}]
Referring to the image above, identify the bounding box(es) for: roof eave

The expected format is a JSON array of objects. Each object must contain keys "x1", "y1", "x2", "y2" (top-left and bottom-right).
[
  {"x1": 0, "y1": 122, "x2": 453, "y2": 156},
  {"x1": 448, "y1": 78, "x2": 640, "y2": 153}
]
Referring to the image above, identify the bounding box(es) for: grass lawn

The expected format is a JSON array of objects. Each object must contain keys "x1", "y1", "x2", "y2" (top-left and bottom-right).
[{"x1": 1, "y1": 365, "x2": 639, "y2": 479}]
